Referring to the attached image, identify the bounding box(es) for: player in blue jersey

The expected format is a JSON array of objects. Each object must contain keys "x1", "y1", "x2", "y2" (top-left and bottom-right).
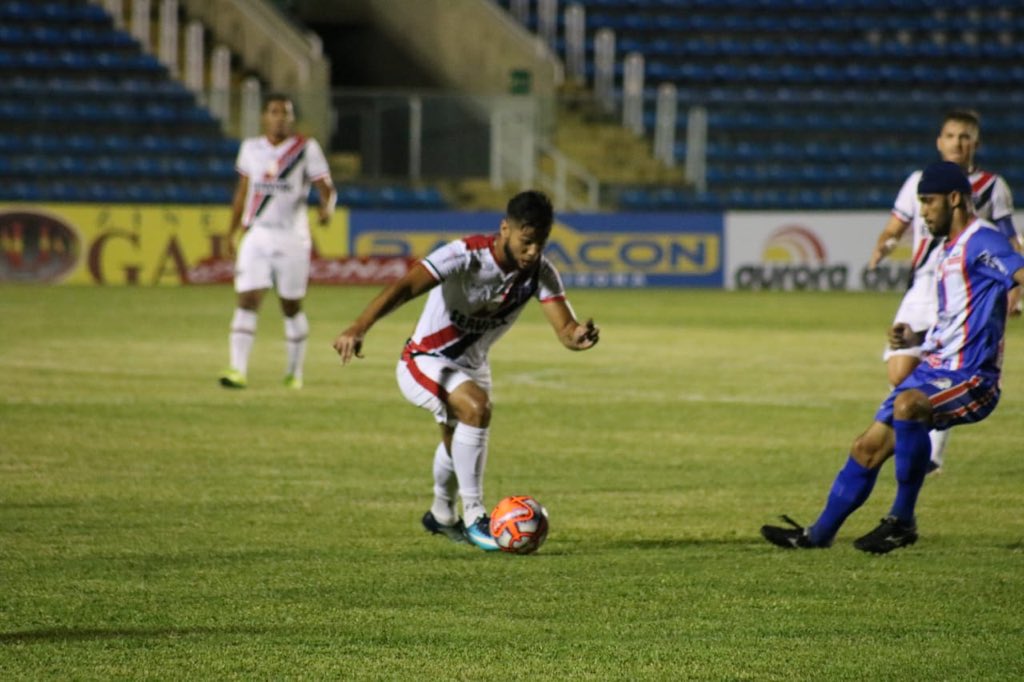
[
  {"x1": 762, "y1": 162, "x2": 1024, "y2": 554},
  {"x1": 868, "y1": 110, "x2": 1021, "y2": 472}
]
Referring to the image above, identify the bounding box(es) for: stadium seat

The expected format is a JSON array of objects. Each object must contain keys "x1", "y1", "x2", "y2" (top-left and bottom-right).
[{"x1": 525, "y1": 0, "x2": 1024, "y2": 209}]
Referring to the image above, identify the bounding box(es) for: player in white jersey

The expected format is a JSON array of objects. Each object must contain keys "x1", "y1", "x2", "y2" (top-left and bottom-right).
[
  {"x1": 763, "y1": 161, "x2": 1024, "y2": 554},
  {"x1": 867, "y1": 109, "x2": 1020, "y2": 471},
  {"x1": 332, "y1": 191, "x2": 600, "y2": 551},
  {"x1": 219, "y1": 94, "x2": 336, "y2": 390}
]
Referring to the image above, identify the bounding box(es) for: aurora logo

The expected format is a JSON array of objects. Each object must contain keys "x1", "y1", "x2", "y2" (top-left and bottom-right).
[
  {"x1": 760, "y1": 225, "x2": 828, "y2": 264},
  {"x1": 735, "y1": 224, "x2": 847, "y2": 291}
]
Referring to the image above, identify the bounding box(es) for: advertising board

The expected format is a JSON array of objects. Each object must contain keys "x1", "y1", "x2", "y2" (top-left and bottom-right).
[{"x1": 724, "y1": 211, "x2": 913, "y2": 292}]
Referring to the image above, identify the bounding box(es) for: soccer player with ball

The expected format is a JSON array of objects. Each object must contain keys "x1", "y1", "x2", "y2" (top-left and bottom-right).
[
  {"x1": 762, "y1": 162, "x2": 1024, "y2": 554},
  {"x1": 332, "y1": 190, "x2": 600, "y2": 551}
]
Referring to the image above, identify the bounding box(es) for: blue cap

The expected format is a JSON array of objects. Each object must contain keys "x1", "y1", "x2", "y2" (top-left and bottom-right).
[{"x1": 918, "y1": 161, "x2": 971, "y2": 195}]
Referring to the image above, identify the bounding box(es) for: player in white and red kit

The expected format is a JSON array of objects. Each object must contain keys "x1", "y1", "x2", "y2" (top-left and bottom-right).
[
  {"x1": 220, "y1": 94, "x2": 336, "y2": 390},
  {"x1": 867, "y1": 110, "x2": 1020, "y2": 470},
  {"x1": 332, "y1": 191, "x2": 600, "y2": 551},
  {"x1": 763, "y1": 162, "x2": 1024, "y2": 554}
]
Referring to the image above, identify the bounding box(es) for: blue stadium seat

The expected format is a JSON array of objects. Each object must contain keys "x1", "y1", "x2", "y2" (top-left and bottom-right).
[
  {"x1": 5, "y1": 181, "x2": 43, "y2": 202},
  {"x1": 199, "y1": 184, "x2": 232, "y2": 204},
  {"x1": 90, "y1": 156, "x2": 120, "y2": 177}
]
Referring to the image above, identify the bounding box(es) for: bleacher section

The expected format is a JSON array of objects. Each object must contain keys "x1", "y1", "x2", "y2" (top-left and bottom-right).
[
  {"x1": 506, "y1": 0, "x2": 1024, "y2": 210},
  {"x1": 0, "y1": 0, "x2": 448, "y2": 209},
  {"x1": 0, "y1": 0, "x2": 236, "y2": 203}
]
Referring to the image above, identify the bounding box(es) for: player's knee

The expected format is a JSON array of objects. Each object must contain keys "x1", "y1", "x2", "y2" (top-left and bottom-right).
[
  {"x1": 450, "y1": 385, "x2": 492, "y2": 427},
  {"x1": 281, "y1": 299, "x2": 302, "y2": 317},
  {"x1": 237, "y1": 291, "x2": 262, "y2": 311},
  {"x1": 893, "y1": 389, "x2": 932, "y2": 422},
  {"x1": 461, "y1": 398, "x2": 492, "y2": 428}
]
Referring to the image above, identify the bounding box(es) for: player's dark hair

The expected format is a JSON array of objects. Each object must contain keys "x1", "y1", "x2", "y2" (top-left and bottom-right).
[
  {"x1": 506, "y1": 190, "x2": 554, "y2": 234},
  {"x1": 943, "y1": 108, "x2": 981, "y2": 132},
  {"x1": 262, "y1": 93, "x2": 293, "y2": 112}
]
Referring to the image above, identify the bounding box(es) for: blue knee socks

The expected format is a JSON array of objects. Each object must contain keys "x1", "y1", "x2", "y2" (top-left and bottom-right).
[
  {"x1": 888, "y1": 419, "x2": 932, "y2": 523},
  {"x1": 808, "y1": 455, "x2": 880, "y2": 545}
]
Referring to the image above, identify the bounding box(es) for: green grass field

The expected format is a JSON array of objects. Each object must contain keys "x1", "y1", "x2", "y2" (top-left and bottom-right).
[{"x1": 2, "y1": 285, "x2": 1023, "y2": 680}]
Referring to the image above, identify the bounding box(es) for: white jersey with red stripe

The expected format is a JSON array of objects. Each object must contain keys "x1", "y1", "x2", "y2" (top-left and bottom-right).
[
  {"x1": 893, "y1": 167, "x2": 1014, "y2": 279},
  {"x1": 235, "y1": 135, "x2": 330, "y2": 235},
  {"x1": 408, "y1": 234, "x2": 566, "y2": 370}
]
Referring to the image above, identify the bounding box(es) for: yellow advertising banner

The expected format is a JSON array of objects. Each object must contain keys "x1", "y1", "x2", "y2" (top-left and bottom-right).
[{"x1": 0, "y1": 204, "x2": 350, "y2": 285}]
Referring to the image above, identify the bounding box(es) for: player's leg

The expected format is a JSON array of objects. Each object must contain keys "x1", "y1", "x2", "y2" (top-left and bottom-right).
[
  {"x1": 890, "y1": 389, "x2": 934, "y2": 523},
  {"x1": 223, "y1": 289, "x2": 265, "y2": 388},
  {"x1": 927, "y1": 429, "x2": 950, "y2": 473},
  {"x1": 887, "y1": 352, "x2": 949, "y2": 473},
  {"x1": 853, "y1": 388, "x2": 932, "y2": 553},
  {"x1": 854, "y1": 370, "x2": 1000, "y2": 553},
  {"x1": 884, "y1": 350, "x2": 946, "y2": 473},
  {"x1": 761, "y1": 414, "x2": 895, "y2": 549},
  {"x1": 430, "y1": 427, "x2": 459, "y2": 522},
  {"x1": 885, "y1": 353, "x2": 919, "y2": 388},
  {"x1": 804, "y1": 422, "x2": 894, "y2": 544},
  {"x1": 274, "y1": 237, "x2": 311, "y2": 389},
  {"x1": 396, "y1": 354, "x2": 495, "y2": 549},
  {"x1": 222, "y1": 229, "x2": 272, "y2": 387},
  {"x1": 421, "y1": 426, "x2": 468, "y2": 543},
  {"x1": 446, "y1": 380, "x2": 493, "y2": 530},
  {"x1": 279, "y1": 298, "x2": 308, "y2": 389}
]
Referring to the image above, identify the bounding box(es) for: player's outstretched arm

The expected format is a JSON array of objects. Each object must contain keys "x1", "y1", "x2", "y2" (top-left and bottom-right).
[
  {"x1": 869, "y1": 215, "x2": 910, "y2": 269},
  {"x1": 332, "y1": 262, "x2": 438, "y2": 364},
  {"x1": 541, "y1": 298, "x2": 600, "y2": 351}
]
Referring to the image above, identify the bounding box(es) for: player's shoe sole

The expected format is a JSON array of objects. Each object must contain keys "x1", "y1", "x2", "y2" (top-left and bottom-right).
[
  {"x1": 421, "y1": 511, "x2": 467, "y2": 544},
  {"x1": 464, "y1": 514, "x2": 500, "y2": 551},
  {"x1": 283, "y1": 374, "x2": 303, "y2": 389},
  {"x1": 853, "y1": 516, "x2": 918, "y2": 554},
  {"x1": 219, "y1": 368, "x2": 247, "y2": 389}
]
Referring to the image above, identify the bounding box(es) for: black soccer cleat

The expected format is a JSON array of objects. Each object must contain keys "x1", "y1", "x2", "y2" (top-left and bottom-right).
[
  {"x1": 760, "y1": 515, "x2": 822, "y2": 549},
  {"x1": 853, "y1": 516, "x2": 918, "y2": 554},
  {"x1": 421, "y1": 510, "x2": 467, "y2": 544}
]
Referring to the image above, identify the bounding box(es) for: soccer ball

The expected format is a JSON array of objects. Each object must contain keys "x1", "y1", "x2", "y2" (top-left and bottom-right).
[{"x1": 489, "y1": 495, "x2": 549, "y2": 554}]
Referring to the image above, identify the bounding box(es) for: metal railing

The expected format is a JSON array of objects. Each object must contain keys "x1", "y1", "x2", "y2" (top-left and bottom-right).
[{"x1": 333, "y1": 89, "x2": 599, "y2": 211}]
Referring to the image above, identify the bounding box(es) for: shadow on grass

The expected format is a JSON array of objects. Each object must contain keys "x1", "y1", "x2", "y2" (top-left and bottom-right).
[
  {"x1": 0, "y1": 625, "x2": 283, "y2": 644},
  {"x1": 600, "y1": 536, "x2": 759, "y2": 550}
]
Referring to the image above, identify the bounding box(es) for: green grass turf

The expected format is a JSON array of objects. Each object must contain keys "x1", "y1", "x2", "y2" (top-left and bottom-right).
[{"x1": 2, "y1": 285, "x2": 1023, "y2": 680}]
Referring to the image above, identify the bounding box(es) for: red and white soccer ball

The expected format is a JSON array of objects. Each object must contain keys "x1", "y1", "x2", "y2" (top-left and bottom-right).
[{"x1": 489, "y1": 495, "x2": 549, "y2": 554}]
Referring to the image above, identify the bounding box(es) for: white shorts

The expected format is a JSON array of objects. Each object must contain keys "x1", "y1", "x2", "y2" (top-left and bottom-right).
[
  {"x1": 396, "y1": 350, "x2": 491, "y2": 426},
  {"x1": 882, "y1": 264, "x2": 937, "y2": 361},
  {"x1": 234, "y1": 226, "x2": 311, "y2": 299}
]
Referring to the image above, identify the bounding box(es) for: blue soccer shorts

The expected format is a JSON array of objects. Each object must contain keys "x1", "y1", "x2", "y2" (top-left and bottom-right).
[{"x1": 874, "y1": 365, "x2": 1001, "y2": 430}]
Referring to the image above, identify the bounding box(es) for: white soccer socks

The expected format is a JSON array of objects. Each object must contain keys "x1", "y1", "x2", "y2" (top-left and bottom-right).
[
  {"x1": 451, "y1": 423, "x2": 489, "y2": 524},
  {"x1": 928, "y1": 429, "x2": 950, "y2": 470},
  {"x1": 229, "y1": 308, "x2": 258, "y2": 376},
  {"x1": 430, "y1": 442, "x2": 459, "y2": 526},
  {"x1": 283, "y1": 311, "x2": 309, "y2": 381}
]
